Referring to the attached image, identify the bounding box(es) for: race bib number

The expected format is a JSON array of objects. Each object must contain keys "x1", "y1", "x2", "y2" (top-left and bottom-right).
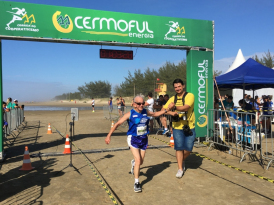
[{"x1": 137, "y1": 126, "x2": 147, "y2": 136}]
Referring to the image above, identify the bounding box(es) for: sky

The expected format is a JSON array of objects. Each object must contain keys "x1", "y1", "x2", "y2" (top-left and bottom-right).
[{"x1": 1, "y1": 0, "x2": 274, "y2": 102}]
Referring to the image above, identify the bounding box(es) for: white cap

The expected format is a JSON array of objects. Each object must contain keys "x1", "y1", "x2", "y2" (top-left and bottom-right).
[{"x1": 14, "y1": 99, "x2": 18, "y2": 102}]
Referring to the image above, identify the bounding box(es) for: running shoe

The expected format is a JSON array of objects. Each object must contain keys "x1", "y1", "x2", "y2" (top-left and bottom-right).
[
  {"x1": 134, "y1": 182, "x2": 142, "y2": 192},
  {"x1": 162, "y1": 129, "x2": 169, "y2": 135},
  {"x1": 131, "y1": 159, "x2": 135, "y2": 175},
  {"x1": 176, "y1": 169, "x2": 184, "y2": 178}
]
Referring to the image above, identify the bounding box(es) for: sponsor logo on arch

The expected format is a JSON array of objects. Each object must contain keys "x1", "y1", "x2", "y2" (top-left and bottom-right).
[
  {"x1": 5, "y1": 7, "x2": 39, "y2": 32},
  {"x1": 164, "y1": 21, "x2": 187, "y2": 42}
]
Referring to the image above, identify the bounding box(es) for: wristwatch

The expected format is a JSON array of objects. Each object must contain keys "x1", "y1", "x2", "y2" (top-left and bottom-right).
[{"x1": 165, "y1": 109, "x2": 168, "y2": 113}]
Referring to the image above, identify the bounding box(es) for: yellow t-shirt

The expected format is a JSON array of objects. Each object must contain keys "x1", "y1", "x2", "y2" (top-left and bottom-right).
[{"x1": 163, "y1": 93, "x2": 195, "y2": 129}]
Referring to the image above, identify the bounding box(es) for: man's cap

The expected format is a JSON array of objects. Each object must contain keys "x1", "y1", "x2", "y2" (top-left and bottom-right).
[{"x1": 14, "y1": 99, "x2": 18, "y2": 102}]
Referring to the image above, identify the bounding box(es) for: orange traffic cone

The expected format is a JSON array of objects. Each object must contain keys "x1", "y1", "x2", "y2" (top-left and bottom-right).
[
  {"x1": 47, "y1": 123, "x2": 53, "y2": 134},
  {"x1": 169, "y1": 134, "x2": 174, "y2": 147},
  {"x1": 20, "y1": 146, "x2": 34, "y2": 171},
  {"x1": 111, "y1": 121, "x2": 114, "y2": 128},
  {"x1": 63, "y1": 135, "x2": 71, "y2": 154}
]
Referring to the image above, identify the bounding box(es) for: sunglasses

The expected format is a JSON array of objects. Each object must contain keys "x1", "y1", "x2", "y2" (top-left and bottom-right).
[{"x1": 135, "y1": 102, "x2": 145, "y2": 106}]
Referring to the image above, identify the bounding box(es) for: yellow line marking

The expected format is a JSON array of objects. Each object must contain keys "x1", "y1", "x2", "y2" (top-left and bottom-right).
[{"x1": 52, "y1": 126, "x2": 119, "y2": 205}]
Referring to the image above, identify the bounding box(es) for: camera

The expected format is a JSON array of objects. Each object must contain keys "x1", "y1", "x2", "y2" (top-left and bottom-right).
[
  {"x1": 171, "y1": 111, "x2": 187, "y2": 122},
  {"x1": 183, "y1": 125, "x2": 193, "y2": 136},
  {"x1": 171, "y1": 115, "x2": 180, "y2": 122}
]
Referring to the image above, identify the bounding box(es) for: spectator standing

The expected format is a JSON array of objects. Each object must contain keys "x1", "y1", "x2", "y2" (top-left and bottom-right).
[
  {"x1": 108, "y1": 97, "x2": 113, "y2": 113},
  {"x1": 239, "y1": 99, "x2": 253, "y2": 111},
  {"x1": 261, "y1": 96, "x2": 272, "y2": 134},
  {"x1": 6, "y1": 98, "x2": 15, "y2": 110},
  {"x1": 244, "y1": 94, "x2": 248, "y2": 103},
  {"x1": 238, "y1": 99, "x2": 256, "y2": 125},
  {"x1": 218, "y1": 95, "x2": 234, "y2": 121},
  {"x1": 91, "y1": 98, "x2": 95, "y2": 112},
  {"x1": 254, "y1": 96, "x2": 260, "y2": 111},
  {"x1": 145, "y1": 92, "x2": 154, "y2": 132},
  {"x1": 220, "y1": 95, "x2": 234, "y2": 110},
  {"x1": 117, "y1": 98, "x2": 122, "y2": 118},
  {"x1": 153, "y1": 95, "x2": 169, "y2": 134},
  {"x1": 214, "y1": 98, "x2": 220, "y2": 121},
  {"x1": 120, "y1": 96, "x2": 125, "y2": 115},
  {"x1": 3, "y1": 101, "x2": 10, "y2": 112},
  {"x1": 13, "y1": 99, "x2": 19, "y2": 108},
  {"x1": 268, "y1": 96, "x2": 273, "y2": 114}
]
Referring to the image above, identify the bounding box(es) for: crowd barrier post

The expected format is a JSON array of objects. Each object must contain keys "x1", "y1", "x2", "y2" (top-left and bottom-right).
[{"x1": 2, "y1": 108, "x2": 25, "y2": 151}]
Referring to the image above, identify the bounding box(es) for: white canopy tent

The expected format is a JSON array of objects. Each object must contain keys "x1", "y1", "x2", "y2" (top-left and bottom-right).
[{"x1": 225, "y1": 49, "x2": 246, "y2": 74}]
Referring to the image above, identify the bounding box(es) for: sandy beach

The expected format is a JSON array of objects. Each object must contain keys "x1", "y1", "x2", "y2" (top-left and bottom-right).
[
  {"x1": 22, "y1": 97, "x2": 134, "y2": 108},
  {"x1": 0, "y1": 104, "x2": 274, "y2": 204}
]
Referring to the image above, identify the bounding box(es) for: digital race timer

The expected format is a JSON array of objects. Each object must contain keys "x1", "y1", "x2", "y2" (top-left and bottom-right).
[{"x1": 100, "y1": 49, "x2": 133, "y2": 60}]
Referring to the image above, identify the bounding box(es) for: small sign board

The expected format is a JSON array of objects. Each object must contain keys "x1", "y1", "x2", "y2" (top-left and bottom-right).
[{"x1": 71, "y1": 108, "x2": 79, "y2": 121}]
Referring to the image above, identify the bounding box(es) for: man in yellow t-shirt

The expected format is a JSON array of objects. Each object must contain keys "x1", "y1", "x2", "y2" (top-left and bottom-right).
[{"x1": 163, "y1": 78, "x2": 195, "y2": 178}]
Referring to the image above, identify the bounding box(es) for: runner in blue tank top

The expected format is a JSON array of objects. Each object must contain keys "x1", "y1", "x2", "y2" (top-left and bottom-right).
[{"x1": 105, "y1": 95, "x2": 172, "y2": 193}]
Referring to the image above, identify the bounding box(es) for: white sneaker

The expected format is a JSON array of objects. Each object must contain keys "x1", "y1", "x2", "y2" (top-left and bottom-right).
[
  {"x1": 176, "y1": 169, "x2": 184, "y2": 178},
  {"x1": 131, "y1": 159, "x2": 135, "y2": 175}
]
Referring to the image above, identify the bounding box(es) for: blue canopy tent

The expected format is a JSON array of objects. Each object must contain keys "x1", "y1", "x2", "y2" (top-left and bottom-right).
[
  {"x1": 215, "y1": 58, "x2": 274, "y2": 90},
  {"x1": 215, "y1": 58, "x2": 274, "y2": 108}
]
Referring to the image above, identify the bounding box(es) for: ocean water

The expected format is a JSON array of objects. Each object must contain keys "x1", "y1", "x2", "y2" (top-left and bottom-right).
[{"x1": 24, "y1": 106, "x2": 104, "y2": 111}]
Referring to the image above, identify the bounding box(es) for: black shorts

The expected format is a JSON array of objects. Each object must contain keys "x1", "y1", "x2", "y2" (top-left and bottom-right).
[{"x1": 92, "y1": 105, "x2": 94, "y2": 107}]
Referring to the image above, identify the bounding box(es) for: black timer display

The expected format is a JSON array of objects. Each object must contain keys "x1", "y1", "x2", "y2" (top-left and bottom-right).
[{"x1": 100, "y1": 49, "x2": 133, "y2": 60}]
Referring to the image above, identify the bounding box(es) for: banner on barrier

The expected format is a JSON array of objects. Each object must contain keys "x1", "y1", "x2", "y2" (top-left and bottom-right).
[{"x1": 0, "y1": 1, "x2": 213, "y2": 49}]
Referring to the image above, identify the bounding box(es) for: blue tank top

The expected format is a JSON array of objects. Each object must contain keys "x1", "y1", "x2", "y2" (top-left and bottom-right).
[
  {"x1": 127, "y1": 109, "x2": 150, "y2": 137},
  {"x1": 109, "y1": 100, "x2": 113, "y2": 106}
]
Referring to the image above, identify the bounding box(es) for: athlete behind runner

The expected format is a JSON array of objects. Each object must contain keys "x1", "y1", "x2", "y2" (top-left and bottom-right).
[
  {"x1": 145, "y1": 92, "x2": 154, "y2": 133},
  {"x1": 91, "y1": 98, "x2": 95, "y2": 112},
  {"x1": 108, "y1": 97, "x2": 113, "y2": 113},
  {"x1": 163, "y1": 79, "x2": 195, "y2": 178},
  {"x1": 105, "y1": 95, "x2": 173, "y2": 193}
]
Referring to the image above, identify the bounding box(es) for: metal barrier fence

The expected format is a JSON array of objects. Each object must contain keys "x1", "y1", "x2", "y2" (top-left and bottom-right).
[
  {"x1": 3, "y1": 108, "x2": 25, "y2": 146},
  {"x1": 207, "y1": 109, "x2": 274, "y2": 170},
  {"x1": 103, "y1": 105, "x2": 128, "y2": 121},
  {"x1": 260, "y1": 114, "x2": 274, "y2": 170}
]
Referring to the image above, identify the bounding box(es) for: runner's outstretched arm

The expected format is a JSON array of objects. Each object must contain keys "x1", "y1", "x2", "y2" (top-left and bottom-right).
[
  {"x1": 105, "y1": 112, "x2": 130, "y2": 144},
  {"x1": 147, "y1": 104, "x2": 173, "y2": 117}
]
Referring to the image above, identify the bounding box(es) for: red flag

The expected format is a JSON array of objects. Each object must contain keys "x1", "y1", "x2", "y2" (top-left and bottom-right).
[{"x1": 157, "y1": 78, "x2": 160, "y2": 81}]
